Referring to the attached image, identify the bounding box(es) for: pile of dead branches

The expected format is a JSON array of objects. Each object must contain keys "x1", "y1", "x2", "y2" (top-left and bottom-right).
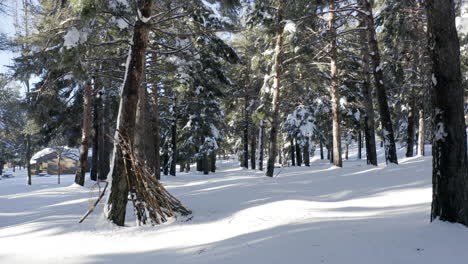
[{"x1": 120, "y1": 135, "x2": 192, "y2": 226}]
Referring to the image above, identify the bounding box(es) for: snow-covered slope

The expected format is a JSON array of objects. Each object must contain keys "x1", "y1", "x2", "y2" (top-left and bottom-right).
[{"x1": 1, "y1": 146, "x2": 468, "y2": 264}]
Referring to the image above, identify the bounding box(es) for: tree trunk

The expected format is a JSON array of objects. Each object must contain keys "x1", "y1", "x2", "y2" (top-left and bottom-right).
[
  {"x1": 98, "y1": 89, "x2": 110, "y2": 181},
  {"x1": 210, "y1": 151, "x2": 216, "y2": 173},
  {"x1": 360, "y1": 0, "x2": 398, "y2": 165},
  {"x1": 329, "y1": 0, "x2": 342, "y2": 168},
  {"x1": 358, "y1": 129, "x2": 362, "y2": 160},
  {"x1": 105, "y1": 0, "x2": 152, "y2": 226},
  {"x1": 203, "y1": 153, "x2": 209, "y2": 175},
  {"x1": 295, "y1": 137, "x2": 302, "y2": 166},
  {"x1": 258, "y1": 120, "x2": 264, "y2": 171},
  {"x1": 266, "y1": 0, "x2": 285, "y2": 177},
  {"x1": 90, "y1": 81, "x2": 100, "y2": 181},
  {"x1": 303, "y1": 137, "x2": 310, "y2": 166},
  {"x1": 427, "y1": 0, "x2": 468, "y2": 225},
  {"x1": 290, "y1": 138, "x2": 295, "y2": 166},
  {"x1": 149, "y1": 52, "x2": 161, "y2": 180},
  {"x1": 417, "y1": 108, "x2": 425, "y2": 156},
  {"x1": 320, "y1": 140, "x2": 324, "y2": 160},
  {"x1": 345, "y1": 144, "x2": 349, "y2": 160},
  {"x1": 135, "y1": 56, "x2": 157, "y2": 178},
  {"x1": 170, "y1": 101, "x2": 177, "y2": 176},
  {"x1": 242, "y1": 107, "x2": 249, "y2": 169},
  {"x1": 58, "y1": 156, "x2": 61, "y2": 184},
  {"x1": 250, "y1": 126, "x2": 256, "y2": 170},
  {"x1": 162, "y1": 149, "x2": 169, "y2": 175},
  {"x1": 75, "y1": 79, "x2": 92, "y2": 186},
  {"x1": 406, "y1": 95, "x2": 417, "y2": 157}
]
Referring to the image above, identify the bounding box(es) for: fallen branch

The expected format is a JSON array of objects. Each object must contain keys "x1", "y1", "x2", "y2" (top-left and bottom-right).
[{"x1": 78, "y1": 181, "x2": 109, "y2": 223}]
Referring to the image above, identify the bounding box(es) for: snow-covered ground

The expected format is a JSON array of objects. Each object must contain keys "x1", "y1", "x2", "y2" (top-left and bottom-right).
[{"x1": 1, "y1": 145, "x2": 468, "y2": 264}]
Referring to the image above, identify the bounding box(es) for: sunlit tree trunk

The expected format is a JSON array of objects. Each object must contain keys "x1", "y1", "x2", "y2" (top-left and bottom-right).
[
  {"x1": 266, "y1": 0, "x2": 285, "y2": 177},
  {"x1": 75, "y1": 80, "x2": 92, "y2": 186}
]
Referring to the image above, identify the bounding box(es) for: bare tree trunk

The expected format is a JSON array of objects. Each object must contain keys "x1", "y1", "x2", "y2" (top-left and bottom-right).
[
  {"x1": 295, "y1": 137, "x2": 302, "y2": 166},
  {"x1": 242, "y1": 107, "x2": 249, "y2": 169},
  {"x1": 170, "y1": 118, "x2": 177, "y2": 176},
  {"x1": 329, "y1": 0, "x2": 343, "y2": 168},
  {"x1": 427, "y1": 0, "x2": 468, "y2": 225},
  {"x1": 358, "y1": 129, "x2": 362, "y2": 159},
  {"x1": 360, "y1": 0, "x2": 398, "y2": 164},
  {"x1": 210, "y1": 151, "x2": 216, "y2": 173},
  {"x1": 290, "y1": 138, "x2": 295, "y2": 166},
  {"x1": 406, "y1": 95, "x2": 417, "y2": 157},
  {"x1": 258, "y1": 120, "x2": 264, "y2": 171},
  {"x1": 320, "y1": 140, "x2": 324, "y2": 160},
  {"x1": 98, "y1": 89, "x2": 111, "y2": 181},
  {"x1": 250, "y1": 126, "x2": 256, "y2": 170},
  {"x1": 105, "y1": 0, "x2": 152, "y2": 226},
  {"x1": 266, "y1": 0, "x2": 285, "y2": 177},
  {"x1": 90, "y1": 81, "x2": 100, "y2": 181},
  {"x1": 417, "y1": 109, "x2": 425, "y2": 156},
  {"x1": 58, "y1": 156, "x2": 61, "y2": 184},
  {"x1": 345, "y1": 144, "x2": 349, "y2": 160},
  {"x1": 75, "y1": 80, "x2": 92, "y2": 186},
  {"x1": 303, "y1": 137, "x2": 310, "y2": 166},
  {"x1": 149, "y1": 52, "x2": 161, "y2": 180},
  {"x1": 203, "y1": 153, "x2": 209, "y2": 175}
]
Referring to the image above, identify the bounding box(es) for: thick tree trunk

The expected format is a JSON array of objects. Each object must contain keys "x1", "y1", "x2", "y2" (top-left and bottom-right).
[
  {"x1": 266, "y1": 0, "x2": 285, "y2": 177},
  {"x1": 295, "y1": 138, "x2": 302, "y2": 166},
  {"x1": 105, "y1": 0, "x2": 152, "y2": 226},
  {"x1": 135, "y1": 57, "x2": 157, "y2": 180},
  {"x1": 406, "y1": 96, "x2": 417, "y2": 157},
  {"x1": 427, "y1": 0, "x2": 468, "y2": 225},
  {"x1": 75, "y1": 80, "x2": 92, "y2": 186},
  {"x1": 417, "y1": 108, "x2": 425, "y2": 156},
  {"x1": 360, "y1": 0, "x2": 398, "y2": 165},
  {"x1": 329, "y1": 0, "x2": 343, "y2": 168},
  {"x1": 258, "y1": 120, "x2": 264, "y2": 171}
]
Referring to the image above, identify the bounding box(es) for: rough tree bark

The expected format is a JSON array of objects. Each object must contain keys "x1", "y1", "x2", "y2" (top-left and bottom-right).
[
  {"x1": 105, "y1": 0, "x2": 152, "y2": 226},
  {"x1": 266, "y1": 0, "x2": 285, "y2": 177},
  {"x1": 329, "y1": 0, "x2": 343, "y2": 168},
  {"x1": 427, "y1": 0, "x2": 468, "y2": 226},
  {"x1": 75, "y1": 80, "x2": 92, "y2": 186},
  {"x1": 360, "y1": 0, "x2": 398, "y2": 164}
]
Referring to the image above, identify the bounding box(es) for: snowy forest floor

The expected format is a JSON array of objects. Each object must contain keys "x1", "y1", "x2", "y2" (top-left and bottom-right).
[{"x1": 2, "y1": 145, "x2": 468, "y2": 264}]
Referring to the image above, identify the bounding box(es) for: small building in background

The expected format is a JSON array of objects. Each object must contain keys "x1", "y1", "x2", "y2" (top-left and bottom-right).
[{"x1": 30, "y1": 147, "x2": 92, "y2": 175}]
